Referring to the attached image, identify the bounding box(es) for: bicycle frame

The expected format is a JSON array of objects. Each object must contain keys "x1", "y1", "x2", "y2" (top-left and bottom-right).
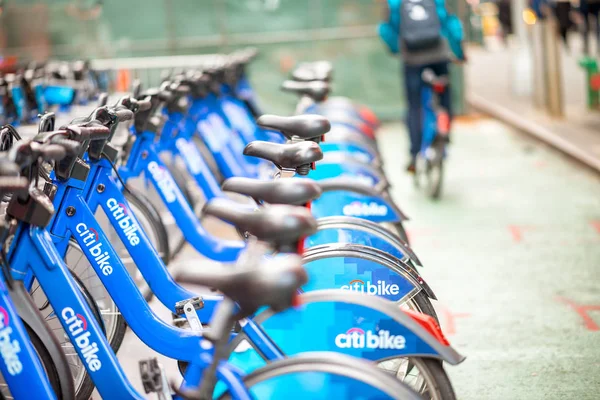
[
  {"x1": 10, "y1": 224, "x2": 258, "y2": 399},
  {"x1": 10, "y1": 224, "x2": 145, "y2": 399},
  {"x1": 0, "y1": 274, "x2": 57, "y2": 399},
  {"x1": 37, "y1": 158, "x2": 454, "y2": 394},
  {"x1": 118, "y1": 129, "x2": 244, "y2": 262},
  {"x1": 20, "y1": 175, "x2": 268, "y2": 399},
  {"x1": 167, "y1": 90, "x2": 387, "y2": 186},
  {"x1": 420, "y1": 83, "x2": 445, "y2": 157},
  {"x1": 155, "y1": 104, "x2": 404, "y2": 224}
]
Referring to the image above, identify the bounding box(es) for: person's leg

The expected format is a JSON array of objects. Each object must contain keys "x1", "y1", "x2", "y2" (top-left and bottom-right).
[
  {"x1": 560, "y1": 25, "x2": 569, "y2": 48},
  {"x1": 403, "y1": 63, "x2": 423, "y2": 170},
  {"x1": 592, "y1": 4, "x2": 600, "y2": 54},
  {"x1": 582, "y1": 9, "x2": 591, "y2": 55}
]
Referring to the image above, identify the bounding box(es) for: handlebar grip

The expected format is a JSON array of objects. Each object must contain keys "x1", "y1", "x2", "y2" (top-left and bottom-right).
[
  {"x1": 137, "y1": 99, "x2": 152, "y2": 112},
  {"x1": 48, "y1": 138, "x2": 81, "y2": 155},
  {"x1": 77, "y1": 125, "x2": 111, "y2": 140},
  {"x1": 98, "y1": 93, "x2": 109, "y2": 107},
  {"x1": 115, "y1": 108, "x2": 134, "y2": 122},
  {"x1": 0, "y1": 176, "x2": 29, "y2": 193},
  {"x1": 0, "y1": 159, "x2": 21, "y2": 177},
  {"x1": 38, "y1": 144, "x2": 67, "y2": 162},
  {"x1": 158, "y1": 90, "x2": 173, "y2": 102}
]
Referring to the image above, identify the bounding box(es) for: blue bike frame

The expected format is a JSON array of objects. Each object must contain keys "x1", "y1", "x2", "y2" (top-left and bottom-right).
[
  {"x1": 420, "y1": 83, "x2": 445, "y2": 157},
  {"x1": 0, "y1": 274, "x2": 57, "y2": 399}
]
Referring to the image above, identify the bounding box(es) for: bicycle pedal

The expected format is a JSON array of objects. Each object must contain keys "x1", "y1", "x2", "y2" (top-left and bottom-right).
[
  {"x1": 139, "y1": 358, "x2": 170, "y2": 397},
  {"x1": 175, "y1": 296, "x2": 204, "y2": 315},
  {"x1": 171, "y1": 313, "x2": 188, "y2": 328}
]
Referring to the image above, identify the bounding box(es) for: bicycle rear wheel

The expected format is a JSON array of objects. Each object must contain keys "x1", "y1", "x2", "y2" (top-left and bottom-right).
[
  {"x1": 378, "y1": 357, "x2": 456, "y2": 400},
  {"x1": 218, "y1": 353, "x2": 421, "y2": 400},
  {"x1": 414, "y1": 141, "x2": 445, "y2": 200},
  {"x1": 29, "y1": 271, "x2": 106, "y2": 400},
  {"x1": 0, "y1": 322, "x2": 63, "y2": 400}
]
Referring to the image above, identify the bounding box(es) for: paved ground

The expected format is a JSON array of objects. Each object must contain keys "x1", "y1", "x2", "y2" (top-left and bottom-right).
[
  {"x1": 467, "y1": 38, "x2": 600, "y2": 172},
  {"x1": 380, "y1": 118, "x2": 600, "y2": 399},
  {"x1": 106, "y1": 116, "x2": 600, "y2": 399}
]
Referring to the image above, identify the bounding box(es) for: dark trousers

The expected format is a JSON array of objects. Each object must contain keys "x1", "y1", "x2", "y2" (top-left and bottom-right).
[
  {"x1": 582, "y1": 3, "x2": 600, "y2": 55},
  {"x1": 403, "y1": 61, "x2": 452, "y2": 157}
]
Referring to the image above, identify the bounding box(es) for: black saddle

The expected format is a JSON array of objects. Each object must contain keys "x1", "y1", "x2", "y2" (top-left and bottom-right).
[
  {"x1": 281, "y1": 80, "x2": 329, "y2": 102},
  {"x1": 222, "y1": 177, "x2": 322, "y2": 205},
  {"x1": 203, "y1": 198, "x2": 317, "y2": 246},
  {"x1": 292, "y1": 61, "x2": 333, "y2": 82},
  {"x1": 243, "y1": 141, "x2": 323, "y2": 173},
  {"x1": 256, "y1": 114, "x2": 330, "y2": 141}
]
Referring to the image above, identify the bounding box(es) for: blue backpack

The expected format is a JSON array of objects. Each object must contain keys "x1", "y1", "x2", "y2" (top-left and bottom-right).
[{"x1": 399, "y1": 0, "x2": 442, "y2": 51}]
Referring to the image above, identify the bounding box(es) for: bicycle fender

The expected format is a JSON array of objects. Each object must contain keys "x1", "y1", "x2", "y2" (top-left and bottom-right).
[
  {"x1": 229, "y1": 290, "x2": 464, "y2": 373},
  {"x1": 303, "y1": 244, "x2": 436, "y2": 302},
  {"x1": 309, "y1": 216, "x2": 422, "y2": 267},
  {"x1": 311, "y1": 190, "x2": 406, "y2": 223},
  {"x1": 10, "y1": 281, "x2": 76, "y2": 400}
]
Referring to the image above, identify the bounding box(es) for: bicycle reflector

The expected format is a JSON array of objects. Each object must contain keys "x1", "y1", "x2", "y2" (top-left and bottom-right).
[
  {"x1": 437, "y1": 111, "x2": 450, "y2": 136},
  {"x1": 403, "y1": 308, "x2": 449, "y2": 346},
  {"x1": 292, "y1": 292, "x2": 302, "y2": 308},
  {"x1": 358, "y1": 106, "x2": 379, "y2": 127},
  {"x1": 432, "y1": 82, "x2": 446, "y2": 95}
]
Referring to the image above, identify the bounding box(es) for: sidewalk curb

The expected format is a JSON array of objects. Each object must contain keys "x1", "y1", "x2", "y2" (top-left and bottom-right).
[{"x1": 467, "y1": 93, "x2": 600, "y2": 174}]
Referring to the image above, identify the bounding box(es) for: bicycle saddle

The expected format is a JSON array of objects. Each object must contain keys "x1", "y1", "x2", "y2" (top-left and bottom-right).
[
  {"x1": 222, "y1": 177, "x2": 322, "y2": 205},
  {"x1": 177, "y1": 254, "x2": 306, "y2": 316},
  {"x1": 243, "y1": 140, "x2": 323, "y2": 172},
  {"x1": 256, "y1": 114, "x2": 330, "y2": 140},
  {"x1": 203, "y1": 198, "x2": 317, "y2": 246},
  {"x1": 281, "y1": 80, "x2": 330, "y2": 102},
  {"x1": 292, "y1": 61, "x2": 333, "y2": 82}
]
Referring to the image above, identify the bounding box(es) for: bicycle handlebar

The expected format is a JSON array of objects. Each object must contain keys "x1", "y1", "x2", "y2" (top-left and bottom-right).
[
  {"x1": 0, "y1": 176, "x2": 29, "y2": 193},
  {"x1": 30, "y1": 142, "x2": 67, "y2": 162},
  {"x1": 114, "y1": 108, "x2": 134, "y2": 122}
]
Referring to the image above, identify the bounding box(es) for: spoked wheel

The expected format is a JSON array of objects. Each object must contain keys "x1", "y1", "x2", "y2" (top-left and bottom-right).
[
  {"x1": 0, "y1": 322, "x2": 63, "y2": 400},
  {"x1": 414, "y1": 140, "x2": 445, "y2": 200},
  {"x1": 29, "y1": 271, "x2": 108, "y2": 400},
  {"x1": 376, "y1": 292, "x2": 453, "y2": 399},
  {"x1": 378, "y1": 357, "x2": 455, "y2": 400}
]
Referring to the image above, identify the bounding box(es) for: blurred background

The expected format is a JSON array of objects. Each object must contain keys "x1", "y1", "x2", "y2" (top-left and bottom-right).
[
  {"x1": 1, "y1": 1, "x2": 598, "y2": 399},
  {"x1": 0, "y1": 0, "x2": 598, "y2": 164}
]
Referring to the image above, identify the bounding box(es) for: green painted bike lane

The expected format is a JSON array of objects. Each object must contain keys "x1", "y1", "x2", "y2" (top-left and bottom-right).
[{"x1": 379, "y1": 118, "x2": 600, "y2": 399}]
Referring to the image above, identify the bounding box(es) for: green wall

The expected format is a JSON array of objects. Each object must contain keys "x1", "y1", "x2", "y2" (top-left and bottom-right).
[{"x1": 1, "y1": 0, "x2": 465, "y2": 118}]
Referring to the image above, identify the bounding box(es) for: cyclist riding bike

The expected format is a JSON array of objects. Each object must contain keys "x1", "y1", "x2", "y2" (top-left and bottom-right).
[{"x1": 378, "y1": 0, "x2": 466, "y2": 173}]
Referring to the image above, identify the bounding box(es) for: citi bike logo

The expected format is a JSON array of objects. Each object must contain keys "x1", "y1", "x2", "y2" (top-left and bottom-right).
[
  {"x1": 106, "y1": 199, "x2": 140, "y2": 246},
  {"x1": 0, "y1": 306, "x2": 23, "y2": 376},
  {"x1": 341, "y1": 279, "x2": 400, "y2": 296},
  {"x1": 147, "y1": 161, "x2": 177, "y2": 203},
  {"x1": 61, "y1": 308, "x2": 101, "y2": 371},
  {"x1": 197, "y1": 113, "x2": 229, "y2": 150},
  {"x1": 335, "y1": 328, "x2": 406, "y2": 350},
  {"x1": 175, "y1": 138, "x2": 203, "y2": 175},
  {"x1": 342, "y1": 201, "x2": 388, "y2": 217},
  {"x1": 76, "y1": 223, "x2": 113, "y2": 276}
]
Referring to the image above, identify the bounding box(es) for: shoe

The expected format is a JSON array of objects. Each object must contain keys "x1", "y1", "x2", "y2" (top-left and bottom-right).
[{"x1": 406, "y1": 157, "x2": 416, "y2": 174}]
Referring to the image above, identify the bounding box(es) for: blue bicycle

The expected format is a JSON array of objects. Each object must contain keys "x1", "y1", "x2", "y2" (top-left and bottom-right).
[
  {"x1": 414, "y1": 69, "x2": 450, "y2": 200},
  {"x1": 2, "y1": 129, "x2": 423, "y2": 399},
  {"x1": 54, "y1": 98, "x2": 460, "y2": 398}
]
